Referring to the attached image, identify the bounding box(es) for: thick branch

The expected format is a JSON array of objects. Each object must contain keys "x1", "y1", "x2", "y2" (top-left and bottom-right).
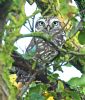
[{"x1": 11, "y1": 51, "x2": 32, "y2": 72}]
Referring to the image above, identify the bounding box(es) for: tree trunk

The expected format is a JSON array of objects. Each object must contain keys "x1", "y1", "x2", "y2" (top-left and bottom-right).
[
  {"x1": 0, "y1": 1, "x2": 12, "y2": 100},
  {"x1": 0, "y1": 18, "x2": 8, "y2": 100},
  {"x1": 0, "y1": 63, "x2": 9, "y2": 100}
]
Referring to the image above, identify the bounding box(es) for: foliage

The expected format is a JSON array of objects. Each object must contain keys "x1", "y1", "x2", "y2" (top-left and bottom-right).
[{"x1": 0, "y1": 0, "x2": 85, "y2": 100}]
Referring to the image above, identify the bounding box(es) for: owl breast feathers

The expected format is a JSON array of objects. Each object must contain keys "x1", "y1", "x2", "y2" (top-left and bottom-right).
[{"x1": 26, "y1": 16, "x2": 66, "y2": 65}]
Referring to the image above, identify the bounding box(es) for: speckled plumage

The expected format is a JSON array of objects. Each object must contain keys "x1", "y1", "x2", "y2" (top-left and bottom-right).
[{"x1": 26, "y1": 16, "x2": 66, "y2": 65}]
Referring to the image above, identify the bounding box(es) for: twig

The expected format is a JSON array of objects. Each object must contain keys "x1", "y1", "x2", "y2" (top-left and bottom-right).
[
  {"x1": 17, "y1": 72, "x2": 37, "y2": 98},
  {"x1": 27, "y1": 19, "x2": 33, "y2": 32},
  {"x1": 24, "y1": 24, "x2": 31, "y2": 32},
  {"x1": 31, "y1": 16, "x2": 35, "y2": 32},
  {"x1": 17, "y1": 68, "x2": 44, "y2": 99}
]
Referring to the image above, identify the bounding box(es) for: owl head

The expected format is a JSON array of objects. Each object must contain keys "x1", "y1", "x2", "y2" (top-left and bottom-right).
[{"x1": 35, "y1": 16, "x2": 62, "y2": 34}]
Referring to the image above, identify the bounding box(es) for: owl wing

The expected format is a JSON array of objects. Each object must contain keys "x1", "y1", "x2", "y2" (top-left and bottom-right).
[{"x1": 26, "y1": 37, "x2": 59, "y2": 65}]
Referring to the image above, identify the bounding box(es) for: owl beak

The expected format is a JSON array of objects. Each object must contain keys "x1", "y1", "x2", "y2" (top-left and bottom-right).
[{"x1": 47, "y1": 25, "x2": 50, "y2": 32}]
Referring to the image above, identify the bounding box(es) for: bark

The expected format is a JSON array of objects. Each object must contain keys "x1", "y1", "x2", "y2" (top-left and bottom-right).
[
  {"x1": 11, "y1": 51, "x2": 49, "y2": 83},
  {"x1": 0, "y1": 64, "x2": 9, "y2": 100},
  {"x1": 0, "y1": 1, "x2": 12, "y2": 100}
]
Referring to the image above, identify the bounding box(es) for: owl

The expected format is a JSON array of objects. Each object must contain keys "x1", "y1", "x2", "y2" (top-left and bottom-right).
[{"x1": 26, "y1": 16, "x2": 66, "y2": 66}]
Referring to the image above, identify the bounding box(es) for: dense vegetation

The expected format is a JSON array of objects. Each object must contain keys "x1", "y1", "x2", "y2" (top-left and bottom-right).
[{"x1": 0, "y1": 0, "x2": 85, "y2": 100}]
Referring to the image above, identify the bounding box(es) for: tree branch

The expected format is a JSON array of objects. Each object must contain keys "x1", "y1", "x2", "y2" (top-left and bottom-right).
[{"x1": 16, "y1": 32, "x2": 85, "y2": 56}]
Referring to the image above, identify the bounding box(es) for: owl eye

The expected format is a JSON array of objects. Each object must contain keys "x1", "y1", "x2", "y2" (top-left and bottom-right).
[
  {"x1": 38, "y1": 21, "x2": 45, "y2": 26},
  {"x1": 52, "y1": 21, "x2": 59, "y2": 26}
]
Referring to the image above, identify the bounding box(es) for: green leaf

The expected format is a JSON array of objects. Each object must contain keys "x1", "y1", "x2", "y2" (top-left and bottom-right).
[
  {"x1": 82, "y1": 87, "x2": 85, "y2": 94},
  {"x1": 29, "y1": 83, "x2": 47, "y2": 94},
  {"x1": 67, "y1": 18, "x2": 79, "y2": 38},
  {"x1": 80, "y1": 47, "x2": 85, "y2": 54},
  {"x1": 28, "y1": 93, "x2": 45, "y2": 100},
  {"x1": 70, "y1": 91, "x2": 81, "y2": 100},
  {"x1": 78, "y1": 30, "x2": 85, "y2": 45},
  {"x1": 41, "y1": 0, "x2": 48, "y2": 3},
  {"x1": 29, "y1": 82, "x2": 37, "y2": 88},
  {"x1": 47, "y1": 73, "x2": 59, "y2": 82},
  {"x1": 32, "y1": 61, "x2": 37, "y2": 69},
  {"x1": 13, "y1": 0, "x2": 20, "y2": 6},
  {"x1": 25, "y1": 83, "x2": 47, "y2": 100},
  {"x1": 57, "y1": 80, "x2": 64, "y2": 92},
  {"x1": 68, "y1": 75, "x2": 85, "y2": 88}
]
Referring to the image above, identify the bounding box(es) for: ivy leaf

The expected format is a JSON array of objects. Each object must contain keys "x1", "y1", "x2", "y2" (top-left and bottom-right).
[{"x1": 78, "y1": 30, "x2": 85, "y2": 45}]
